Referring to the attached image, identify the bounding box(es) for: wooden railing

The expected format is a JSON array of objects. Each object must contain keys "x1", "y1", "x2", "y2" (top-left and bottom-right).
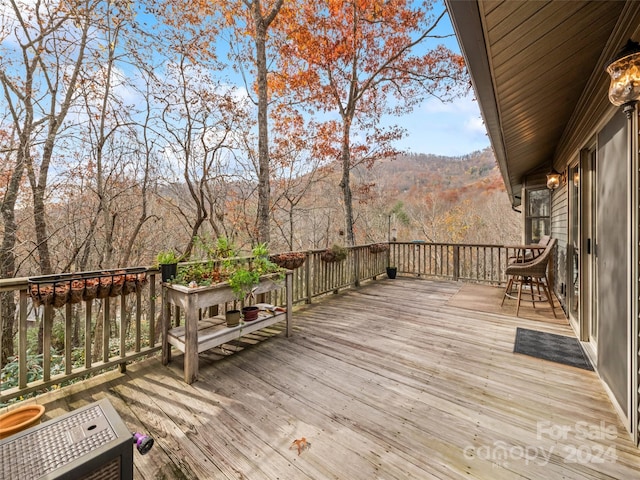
[
  {"x1": 390, "y1": 242, "x2": 511, "y2": 284},
  {"x1": 0, "y1": 242, "x2": 511, "y2": 404},
  {"x1": 0, "y1": 268, "x2": 161, "y2": 404}
]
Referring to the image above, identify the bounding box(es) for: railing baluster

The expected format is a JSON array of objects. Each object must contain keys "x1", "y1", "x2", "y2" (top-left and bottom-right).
[
  {"x1": 85, "y1": 301, "x2": 92, "y2": 369},
  {"x1": 65, "y1": 303, "x2": 72, "y2": 375},
  {"x1": 19, "y1": 290, "x2": 28, "y2": 390},
  {"x1": 43, "y1": 305, "x2": 52, "y2": 383},
  {"x1": 103, "y1": 299, "x2": 110, "y2": 363},
  {"x1": 149, "y1": 275, "x2": 156, "y2": 347},
  {"x1": 135, "y1": 289, "x2": 142, "y2": 352},
  {"x1": 120, "y1": 294, "x2": 126, "y2": 369},
  {"x1": 453, "y1": 245, "x2": 460, "y2": 281}
]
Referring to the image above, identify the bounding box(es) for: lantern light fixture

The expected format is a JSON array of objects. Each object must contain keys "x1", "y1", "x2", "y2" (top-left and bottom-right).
[
  {"x1": 546, "y1": 168, "x2": 565, "y2": 190},
  {"x1": 606, "y1": 39, "x2": 640, "y2": 117}
]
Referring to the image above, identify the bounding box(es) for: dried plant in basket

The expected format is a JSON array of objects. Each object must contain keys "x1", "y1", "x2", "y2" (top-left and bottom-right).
[
  {"x1": 69, "y1": 279, "x2": 85, "y2": 304},
  {"x1": 369, "y1": 243, "x2": 389, "y2": 254},
  {"x1": 320, "y1": 244, "x2": 348, "y2": 263},
  {"x1": 270, "y1": 252, "x2": 306, "y2": 270},
  {"x1": 97, "y1": 275, "x2": 113, "y2": 299},
  {"x1": 123, "y1": 272, "x2": 147, "y2": 295},
  {"x1": 109, "y1": 272, "x2": 126, "y2": 297},
  {"x1": 83, "y1": 278, "x2": 99, "y2": 301},
  {"x1": 29, "y1": 283, "x2": 69, "y2": 308}
]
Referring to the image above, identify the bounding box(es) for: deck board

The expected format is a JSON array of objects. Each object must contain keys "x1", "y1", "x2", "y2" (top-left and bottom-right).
[{"x1": 31, "y1": 278, "x2": 640, "y2": 479}]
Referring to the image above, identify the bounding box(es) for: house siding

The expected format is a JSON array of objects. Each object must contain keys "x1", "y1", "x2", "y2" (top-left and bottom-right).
[{"x1": 551, "y1": 184, "x2": 568, "y2": 311}]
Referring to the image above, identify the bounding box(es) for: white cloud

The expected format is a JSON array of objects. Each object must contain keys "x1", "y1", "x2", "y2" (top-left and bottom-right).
[
  {"x1": 464, "y1": 115, "x2": 487, "y2": 136},
  {"x1": 395, "y1": 92, "x2": 489, "y2": 156},
  {"x1": 421, "y1": 92, "x2": 480, "y2": 115}
]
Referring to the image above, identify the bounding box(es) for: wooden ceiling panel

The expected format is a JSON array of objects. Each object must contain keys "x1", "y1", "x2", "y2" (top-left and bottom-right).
[{"x1": 477, "y1": 0, "x2": 624, "y2": 186}]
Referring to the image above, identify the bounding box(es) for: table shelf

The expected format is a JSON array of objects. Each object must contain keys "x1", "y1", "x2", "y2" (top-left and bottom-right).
[
  {"x1": 167, "y1": 310, "x2": 287, "y2": 354},
  {"x1": 162, "y1": 271, "x2": 293, "y2": 384}
]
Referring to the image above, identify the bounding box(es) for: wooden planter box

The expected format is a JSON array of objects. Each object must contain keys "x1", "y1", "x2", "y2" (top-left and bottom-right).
[{"x1": 162, "y1": 271, "x2": 293, "y2": 384}]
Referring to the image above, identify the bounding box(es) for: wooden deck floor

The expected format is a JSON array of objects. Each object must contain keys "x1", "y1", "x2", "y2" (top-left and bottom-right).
[{"x1": 33, "y1": 278, "x2": 639, "y2": 479}]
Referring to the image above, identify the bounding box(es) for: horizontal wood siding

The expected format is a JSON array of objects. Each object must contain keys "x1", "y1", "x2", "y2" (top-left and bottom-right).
[{"x1": 551, "y1": 183, "x2": 568, "y2": 311}]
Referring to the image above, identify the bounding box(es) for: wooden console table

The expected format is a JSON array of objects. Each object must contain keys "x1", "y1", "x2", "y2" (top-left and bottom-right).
[{"x1": 161, "y1": 271, "x2": 293, "y2": 384}]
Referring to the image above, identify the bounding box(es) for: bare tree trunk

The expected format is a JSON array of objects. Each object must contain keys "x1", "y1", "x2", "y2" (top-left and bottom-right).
[
  {"x1": 254, "y1": 13, "x2": 271, "y2": 245},
  {"x1": 25, "y1": 7, "x2": 92, "y2": 275},
  {"x1": 340, "y1": 118, "x2": 356, "y2": 246},
  {"x1": 249, "y1": 0, "x2": 284, "y2": 244},
  {"x1": 0, "y1": 144, "x2": 22, "y2": 361}
]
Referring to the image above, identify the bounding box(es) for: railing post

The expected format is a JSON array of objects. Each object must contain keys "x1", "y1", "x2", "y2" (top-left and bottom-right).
[
  {"x1": 85, "y1": 301, "x2": 92, "y2": 369},
  {"x1": 453, "y1": 245, "x2": 460, "y2": 281},
  {"x1": 354, "y1": 247, "x2": 360, "y2": 287},
  {"x1": 162, "y1": 285, "x2": 170, "y2": 365},
  {"x1": 149, "y1": 274, "x2": 156, "y2": 346},
  {"x1": 305, "y1": 252, "x2": 312, "y2": 304},
  {"x1": 119, "y1": 294, "x2": 127, "y2": 373},
  {"x1": 19, "y1": 290, "x2": 28, "y2": 389}
]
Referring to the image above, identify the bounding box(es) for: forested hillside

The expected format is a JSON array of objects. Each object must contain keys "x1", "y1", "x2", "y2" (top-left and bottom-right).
[
  {"x1": 2, "y1": 146, "x2": 520, "y2": 279},
  {"x1": 342, "y1": 148, "x2": 521, "y2": 246}
]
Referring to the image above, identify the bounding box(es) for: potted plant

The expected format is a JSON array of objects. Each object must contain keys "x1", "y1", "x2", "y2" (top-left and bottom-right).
[
  {"x1": 386, "y1": 265, "x2": 397, "y2": 279},
  {"x1": 227, "y1": 243, "x2": 281, "y2": 322},
  {"x1": 156, "y1": 249, "x2": 180, "y2": 282},
  {"x1": 225, "y1": 309, "x2": 242, "y2": 327},
  {"x1": 228, "y1": 267, "x2": 261, "y2": 321}
]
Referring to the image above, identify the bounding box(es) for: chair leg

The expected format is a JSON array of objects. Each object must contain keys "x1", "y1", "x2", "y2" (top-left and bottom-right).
[
  {"x1": 502, "y1": 276, "x2": 513, "y2": 306},
  {"x1": 541, "y1": 275, "x2": 557, "y2": 318},
  {"x1": 516, "y1": 277, "x2": 524, "y2": 317},
  {"x1": 527, "y1": 276, "x2": 536, "y2": 308}
]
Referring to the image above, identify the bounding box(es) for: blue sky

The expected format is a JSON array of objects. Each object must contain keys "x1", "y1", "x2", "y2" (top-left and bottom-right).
[
  {"x1": 396, "y1": 92, "x2": 490, "y2": 156},
  {"x1": 393, "y1": 7, "x2": 490, "y2": 156},
  {"x1": 137, "y1": 2, "x2": 491, "y2": 158}
]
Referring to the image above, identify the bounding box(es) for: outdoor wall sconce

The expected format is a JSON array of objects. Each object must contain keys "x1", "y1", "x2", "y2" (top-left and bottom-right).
[
  {"x1": 606, "y1": 39, "x2": 640, "y2": 117},
  {"x1": 546, "y1": 168, "x2": 565, "y2": 190}
]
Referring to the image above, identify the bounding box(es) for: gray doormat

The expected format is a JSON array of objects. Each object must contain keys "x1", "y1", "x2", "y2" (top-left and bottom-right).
[{"x1": 514, "y1": 327, "x2": 593, "y2": 371}]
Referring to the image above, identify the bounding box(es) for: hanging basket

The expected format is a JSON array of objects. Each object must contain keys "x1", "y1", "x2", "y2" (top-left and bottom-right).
[
  {"x1": 369, "y1": 243, "x2": 389, "y2": 254},
  {"x1": 29, "y1": 268, "x2": 147, "y2": 308},
  {"x1": 123, "y1": 272, "x2": 148, "y2": 295},
  {"x1": 270, "y1": 252, "x2": 306, "y2": 270},
  {"x1": 320, "y1": 251, "x2": 346, "y2": 263}
]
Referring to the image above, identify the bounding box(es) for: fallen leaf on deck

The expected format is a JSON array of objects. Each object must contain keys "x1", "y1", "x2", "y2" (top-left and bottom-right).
[{"x1": 290, "y1": 437, "x2": 311, "y2": 455}]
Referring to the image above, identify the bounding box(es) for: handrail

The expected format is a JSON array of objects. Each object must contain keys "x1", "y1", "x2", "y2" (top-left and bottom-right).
[
  {"x1": 0, "y1": 242, "x2": 512, "y2": 404},
  {"x1": 389, "y1": 242, "x2": 511, "y2": 284}
]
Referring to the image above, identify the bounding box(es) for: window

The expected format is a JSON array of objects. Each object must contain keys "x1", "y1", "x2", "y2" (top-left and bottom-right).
[{"x1": 525, "y1": 188, "x2": 550, "y2": 243}]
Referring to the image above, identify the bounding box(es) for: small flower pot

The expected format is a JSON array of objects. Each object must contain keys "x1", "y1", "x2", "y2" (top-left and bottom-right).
[
  {"x1": 225, "y1": 309, "x2": 241, "y2": 327},
  {"x1": 0, "y1": 404, "x2": 46, "y2": 440},
  {"x1": 160, "y1": 263, "x2": 178, "y2": 283},
  {"x1": 386, "y1": 267, "x2": 397, "y2": 279},
  {"x1": 242, "y1": 306, "x2": 260, "y2": 322}
]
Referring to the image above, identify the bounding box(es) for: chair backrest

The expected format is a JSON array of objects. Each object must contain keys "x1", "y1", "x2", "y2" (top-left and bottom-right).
[
  {"x1": 538, "y1": 235, "x2": 551, "y2": 247},
  {"x1": 506, "y1": 238, "x2": 556, "y2": 277}
]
